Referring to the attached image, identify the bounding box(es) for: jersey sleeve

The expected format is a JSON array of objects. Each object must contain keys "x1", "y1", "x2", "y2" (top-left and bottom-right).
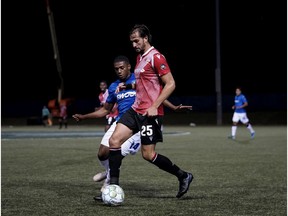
[
  {"x1": 153, "y1": 53, "x2": 171, "y2": 76},
  {"x1": 106, "y1": 83, "x2": 118, "y2": 104},
  {"x1": 241, "y1": 95, "x2": 248, "y2": 103}
]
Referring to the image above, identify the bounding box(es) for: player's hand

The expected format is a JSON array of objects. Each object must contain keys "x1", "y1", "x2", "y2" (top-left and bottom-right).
[
  {"x1": 143, "y1": 106, "x2": 158, "y2": 117},
  {"x1": 174, "y1": 104, "x2": 192, "y2": 111},
  {"x1": 232, "y1": 106, "x2": 235, "y2": 110},
  {"x1": 72, "y1": 114, "x2": 83, "y2": 122},
  {"x1": 115, "y1": 82, "x2": 126, "y2": 93}
]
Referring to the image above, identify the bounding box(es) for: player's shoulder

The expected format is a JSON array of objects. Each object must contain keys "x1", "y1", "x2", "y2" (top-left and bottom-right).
[
  {"x1": 240, "y1": 94, "x2": 248, "y2": 100},
  {"x1": 151, "y1": 47, "x2": 164, "y2": 56},
  {"x1": 127, "y1": 73, "x2": 136, "y2": 82},
  {"x1": 152, "y1": 51, "x2": 168, "y2": 65}
]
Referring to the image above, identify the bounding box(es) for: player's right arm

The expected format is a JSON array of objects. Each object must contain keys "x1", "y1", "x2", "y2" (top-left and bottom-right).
[
  {"x1": 235, "y1": 102, "x2": 248, "y2": 110},
  {"x1": 115, "y1": 82, "x2": 136, "y2": 93},
  {"x1": 72, "y1": 102, "x2": 115, "y2": 122}
]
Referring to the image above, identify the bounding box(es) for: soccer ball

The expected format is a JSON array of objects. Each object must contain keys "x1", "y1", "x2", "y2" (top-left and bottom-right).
[{"x1": 101, "y1": 184, "x2": 125, "y2": 206}]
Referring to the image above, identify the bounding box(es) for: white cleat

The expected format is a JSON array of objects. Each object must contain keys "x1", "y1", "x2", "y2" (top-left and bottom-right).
[
  {"x1": 228, "y1": 135, "x2": 235, "y2": 140},
  {"x1": 92, "y1": 171, "x2": 107, "y2": 182}
]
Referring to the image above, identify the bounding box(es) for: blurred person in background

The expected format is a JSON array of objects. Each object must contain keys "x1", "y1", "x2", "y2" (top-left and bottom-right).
[
  {"x1": 228, "y1": 87, "x2": 255, "y2": 140},
  {"x1": 96, "y1": 80, "x2": 119, "y2": 132},
  {"x1": 59, "y1": 104, "x2": 68, "y2": 129},
  {"x1": 42, "y1": 105, "x2": 52, "y2": 126}
]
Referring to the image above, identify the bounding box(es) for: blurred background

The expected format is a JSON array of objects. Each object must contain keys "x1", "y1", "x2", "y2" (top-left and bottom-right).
[{"x1": 1, "y1": 0, "x2": 286, "y2": 125}]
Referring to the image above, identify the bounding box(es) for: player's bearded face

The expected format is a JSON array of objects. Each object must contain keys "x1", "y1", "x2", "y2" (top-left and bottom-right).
[
  {"x1": 130, "y1": 33, "x2": 144, "y2": 53},
  {"x1": 135, "y1": 39, "x2": 145, "y2": 53}
]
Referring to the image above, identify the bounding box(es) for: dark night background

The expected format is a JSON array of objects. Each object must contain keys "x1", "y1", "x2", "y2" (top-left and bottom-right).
[{"x1": 1, "y1": 0, "x2": 287, "y2": 119}]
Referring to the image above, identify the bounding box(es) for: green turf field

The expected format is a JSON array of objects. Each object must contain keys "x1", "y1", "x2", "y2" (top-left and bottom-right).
[{"x1": 1, "y1": 125, "x2": 287, "y2": 215}]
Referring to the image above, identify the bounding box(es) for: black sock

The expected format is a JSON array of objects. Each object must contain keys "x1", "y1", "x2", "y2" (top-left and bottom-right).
[
  {"x1": 109, "y1": 149, "x2": 123, "y2": 185},
  {"x1": 151, "y1": 153, "x2": 188, "y2": 179}
]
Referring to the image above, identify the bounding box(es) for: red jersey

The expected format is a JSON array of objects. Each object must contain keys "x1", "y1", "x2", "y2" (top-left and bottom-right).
[
  {"x1": 132, "y1": 47, "x2": 171, "y2": 115},
  {"x1": 60, "y1": 105, "x2": 67, "y2": 118},
  {"x1": 98, "y1": 89, "x2": 109, "y2": 106},
  {"x1": 99, "y1": 89, "x2": 119, "y2": 118}
]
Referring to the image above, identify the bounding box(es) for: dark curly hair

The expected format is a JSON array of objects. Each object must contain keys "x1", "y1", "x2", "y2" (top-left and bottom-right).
[{"x1": 129, "y1": 24, "x2": 152, "y2": 44}]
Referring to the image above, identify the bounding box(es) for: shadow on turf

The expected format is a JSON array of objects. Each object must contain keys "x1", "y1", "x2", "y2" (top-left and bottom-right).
[
  {"x1": 138, "y1": 194, "x2": 205, "y2": 200},
  {"x1": 230, "y1": 138, "x2": 254, "y2": 145}
]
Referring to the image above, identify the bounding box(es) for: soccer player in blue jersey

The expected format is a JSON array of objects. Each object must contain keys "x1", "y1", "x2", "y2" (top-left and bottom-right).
[
  {"x1": 228, "y1": 87, "x2": 255, "y2": 139},
  {"x1": 72, "y1": 55, "x2": 192, "y2": 199},
  {"x1": 73, "y1": 55, "x2": 139, "y2": 190}
]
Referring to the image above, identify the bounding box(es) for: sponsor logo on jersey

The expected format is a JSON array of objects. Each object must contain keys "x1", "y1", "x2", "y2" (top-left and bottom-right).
[{"x1": 116, "y1": 91, "x2": 136, "y2": 100}]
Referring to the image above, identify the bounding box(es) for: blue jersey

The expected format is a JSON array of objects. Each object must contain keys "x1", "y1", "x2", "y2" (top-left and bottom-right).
[
  {"x1": 106, "y1": 73, "x2": 136, "y2": 121},
  {"x1": 234, "y1": 94, "x2": 247, "y2": 113}
]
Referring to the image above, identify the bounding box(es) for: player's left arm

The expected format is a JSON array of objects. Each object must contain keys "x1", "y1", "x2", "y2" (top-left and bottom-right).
[
  {"x1": 149, "y1": 72, "x2": 176, "y2": 114},
  {"x1": 163, "y1": 100, "x2": 192, "y2": 111},
  {"x1": 144, "y1": 54, "x2": 175, "y2": 116}
]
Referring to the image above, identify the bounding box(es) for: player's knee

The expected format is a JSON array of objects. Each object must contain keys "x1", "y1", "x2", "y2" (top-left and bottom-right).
[{"x1": 109, "y1": 136, "x2": 121, "y2": 148}]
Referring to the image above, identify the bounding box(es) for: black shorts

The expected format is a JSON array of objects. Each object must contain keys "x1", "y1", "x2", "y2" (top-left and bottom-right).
[{"x1": 118, "y1": 108, "x2": 163, "y2": 145}]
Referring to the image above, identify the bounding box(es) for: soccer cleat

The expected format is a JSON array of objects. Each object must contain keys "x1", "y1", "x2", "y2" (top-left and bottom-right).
[
  {"x1": 228, "y1": 135, "x2": 235, "y2": 140},
  {"x1": 92, "y1": 171, "x2": 107, "y2": 182},
  {"x1": 93, "y1": 194, "x2": 103, "y2": 202},
  {"x1": 251, "y1": 132, "x2": 255, "y2": 139},
  {"x1": 176, "y1": 172, "x2": 193, "y2": 198}
]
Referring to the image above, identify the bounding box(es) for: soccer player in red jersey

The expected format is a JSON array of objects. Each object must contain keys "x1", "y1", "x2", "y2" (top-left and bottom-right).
[
  {"x1": 108, "y1": 24, "x2": 193, "y2": 198},
  {"x1": 96, "y1": 80, "x2": 119, "y2": 132}
]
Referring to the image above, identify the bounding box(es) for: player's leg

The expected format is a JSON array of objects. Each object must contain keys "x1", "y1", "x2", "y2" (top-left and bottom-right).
[
  {"x1": 121, "y1": 132, "x2": 141, "y2": 157},
  {"x1": 47, "y1": 116, "x2": 53, "y2": 126},
  {"x1": 95, "y1": 123, "x2": 141, "y2": 186},
  {"x1": 94, "y1": 145, "x2": 109, "y2": 182},
  {"x1": 93, "y1": 123, "x2": 118, "y2": 201},
  {"x1": 229, "y1": 113, "x2": 239, "y2": 139},
  {"x1": 42, "y1": 116, "x2": 48, "y2": 126},
  {"x1": 140, "y1": 116, "x2": 193, "y2": 198},
  {"x1": 94, "y1": 122, "x2": 117, "y2": 183},
  {"x1": 59, "y1": 117, "x2": 63, "y2": 129},
  {"x1": 64, "y1": 117, "x2": 68, "y2": 128},
  {"x1": 109, "y1": 109, "x2": 136, "y2": 185},
  {"x1": 98, "y1": 131, "x2": 141, "y2": 191},
  {"x1": 241, "y1": 113, "x2": 255, "y2": 138}
]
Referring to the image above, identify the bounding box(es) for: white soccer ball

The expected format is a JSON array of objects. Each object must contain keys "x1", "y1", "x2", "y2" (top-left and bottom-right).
[{"x1": 101, "y1": 184, "x2": 125, "y2": 206}]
